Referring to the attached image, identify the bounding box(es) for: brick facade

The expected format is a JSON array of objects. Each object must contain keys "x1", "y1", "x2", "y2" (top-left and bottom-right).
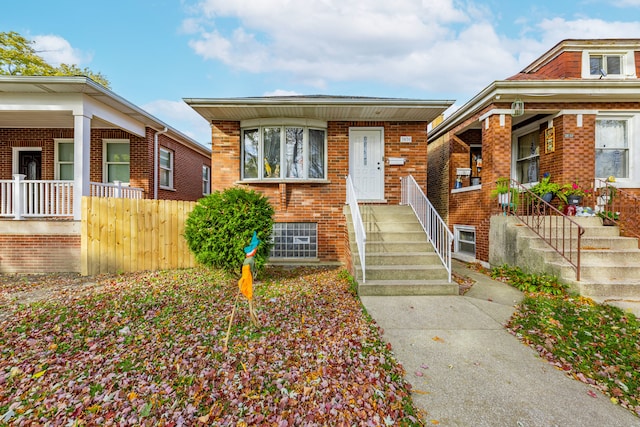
[
  {"x1": 212, "y1": 120, "x2": 429, "y2": 264},
  {"x1": 0, "y1": 127, "x2": 210, "y2": 202}
]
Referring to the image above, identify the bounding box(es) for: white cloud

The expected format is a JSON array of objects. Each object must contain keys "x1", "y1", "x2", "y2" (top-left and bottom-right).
[
  {"x1": 143, "y1": 99, "x2": 211, "y2": 146},
  {"x1": 263, "y1": 89, "x2": 301, "y2": 96},
  {"x1": 31, "y1": 35, "x2": 90, "y2": 66},
  {"x1": 536, "y1": 17, "x2": 640, "y2": 43},
  {"x1": 183, "y1": 0, "x2": 640, "y2": 104}
]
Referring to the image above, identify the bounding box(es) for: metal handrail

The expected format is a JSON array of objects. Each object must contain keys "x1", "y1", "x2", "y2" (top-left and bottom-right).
[
  {"x1": 499, "y1": 179, "x2": 584, "y2": 281},
  {"x1": 591, "y1": 179, "x2": 640, "y2": 243},
  {"x1": 346, "y1": 175, "x2": 367, "y2": 283},
  {"x1": 401, "y1": 175, "x2": 453, "y2": 283}
]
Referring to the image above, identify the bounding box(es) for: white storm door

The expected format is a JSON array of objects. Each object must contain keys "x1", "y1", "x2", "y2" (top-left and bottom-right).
[{"x1": 349, "y1": 128, "x2": 384, "y2": 200}]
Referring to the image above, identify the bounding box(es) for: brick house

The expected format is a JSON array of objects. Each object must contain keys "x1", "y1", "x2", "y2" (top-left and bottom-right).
[
  {"x1": 0, "y1": 75, "x2": 212, "y2": 272},
  {"x1": 186, "y1": 96, "x2": 453, "y2": 267},
  {"x1": 428, "y1": 39, "x2": 640, "y2": 268}
]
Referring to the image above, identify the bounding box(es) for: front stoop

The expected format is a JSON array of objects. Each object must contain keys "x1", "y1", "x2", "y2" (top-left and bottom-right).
[
  {"x1": 507, "y1": 216, "x2": 640, "y2": 299},
  {"x1": 344, "y1": 205, "x2": 457, "y2": 296}
]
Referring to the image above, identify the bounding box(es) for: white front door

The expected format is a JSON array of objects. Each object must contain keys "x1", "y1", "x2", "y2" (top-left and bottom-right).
[{"x1": 349, "y1": 128, "x2": 384, "y2": 200}]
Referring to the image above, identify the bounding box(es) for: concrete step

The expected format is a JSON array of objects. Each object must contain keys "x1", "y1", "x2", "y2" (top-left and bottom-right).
[
  {"x1": 526, "y1": 235, "x2": 640, "y2": 251},
  {"x1": 366, "y1": 231, "x2": 429, "y2": 242},
  {"x1": 552, "y1": 262, "x2": 640, "y2": 283},
  {"x1": 514, "y1": 222, "x2": 622, "y2": 238},
  {"x1": 364, "y1": 252, "x2": 442, "y2": 266},
  {"x1": 576, "y1": 281, "x2": 640, "y2": 298},
  {"x1": 365, "y1": 241, "x2": 434, "y2": 253},
  {"x1": 358, "y1": 279, "x2": 458, "y2": 296},
  {"x1": 358, "y1": 264, "x2": 449, "y2": 281},
  {"x1": 363, "y1": 221, "x2": 424, "y2": 233},
  {"x1": 533, "y1": 246, "x2": 640, "y2": 266}
]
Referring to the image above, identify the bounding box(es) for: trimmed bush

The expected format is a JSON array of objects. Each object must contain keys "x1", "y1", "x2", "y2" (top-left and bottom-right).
[{"x1": 184, "y1": 187, "x2": 274, "y2": 274}]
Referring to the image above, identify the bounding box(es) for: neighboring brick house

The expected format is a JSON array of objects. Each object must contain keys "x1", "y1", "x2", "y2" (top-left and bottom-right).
[
  {"x1": 186, "y1": 96, "x2": 453, "y2": 265},
  {"x1": 427, "y1": 39, "x2": 640, "y2": 265},
  {"x1": 0, "y1": 75, "x2": 212, "y2": 272}
]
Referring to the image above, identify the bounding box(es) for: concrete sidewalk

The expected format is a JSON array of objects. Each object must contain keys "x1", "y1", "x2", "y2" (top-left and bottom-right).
[{"x1": 360, "y1": 261, "x2": 640, "y2": 427}]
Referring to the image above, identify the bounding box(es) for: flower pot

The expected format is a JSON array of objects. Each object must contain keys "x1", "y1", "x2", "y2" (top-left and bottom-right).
[
  {"x1": 567, "y1": 195, "x2": 582, "y2": 205},
  {"x1": 541, "y1": 192, "x2": 553, "y2": 203},
  {"x1": 602, "y1": 217, "x2": 616, "y2": 226}
]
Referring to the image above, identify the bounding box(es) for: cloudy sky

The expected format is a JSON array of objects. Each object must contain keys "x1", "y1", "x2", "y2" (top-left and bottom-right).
[{"x1": 3, "y1": 0, "x2": 640, "y2": 146}]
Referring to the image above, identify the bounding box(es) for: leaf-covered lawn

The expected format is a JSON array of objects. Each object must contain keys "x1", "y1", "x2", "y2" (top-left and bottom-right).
[
  {"x1": 0, "y1": 267, "x2": 422, "y2": 426},
  {"x1": 507, "y1": 293, "x2": 640, "y2": 417}
]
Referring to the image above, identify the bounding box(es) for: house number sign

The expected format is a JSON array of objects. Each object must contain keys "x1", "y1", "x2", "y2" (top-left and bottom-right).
[{"x1": 400, "y1": 136, "x2": 412, "y2": 143}]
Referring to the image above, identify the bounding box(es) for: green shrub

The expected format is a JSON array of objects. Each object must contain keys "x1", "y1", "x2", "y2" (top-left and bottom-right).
[
  {"x1": 184, "y1": 187, "x2": 274, "y2": 274},
  {"x1": 491, "y1": 264, "x2": 567, "y2": 295}
]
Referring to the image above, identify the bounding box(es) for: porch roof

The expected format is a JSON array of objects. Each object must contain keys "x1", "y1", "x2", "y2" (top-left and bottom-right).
[
  {"x1": 184, "y1": 95, "x2": 455, "y2": 123},
  {"x1": 0, "y1": 76, "x2": 208, "y2": 154},
  {"x1": 429, "y1": 78, "x2": 640, "y2": 141}
]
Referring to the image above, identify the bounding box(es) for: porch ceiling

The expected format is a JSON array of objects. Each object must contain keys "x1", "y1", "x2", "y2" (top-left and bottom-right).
[
  {"x1": 0, "y1": 110, "x2": 115, "y2": 129},
  {"x1": 184, "y1": 96, "x2": 456, "y2": 123}
]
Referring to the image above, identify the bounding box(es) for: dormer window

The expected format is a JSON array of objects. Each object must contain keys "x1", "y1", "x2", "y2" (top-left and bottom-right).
[{"x1": 590, "y1": 54, "x2": 622, "y2": 76}]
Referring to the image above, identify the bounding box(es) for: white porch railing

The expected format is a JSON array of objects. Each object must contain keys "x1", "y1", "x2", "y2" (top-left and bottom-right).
[
  {"x1": 401, "y1": 175, "x2": 453, "y2": 283},
  {"x1": 0, "y1": 175, "x2": 144, "y2": 219},
  {"x1": 346, "y1": 175, "x2": 367, "y2": 283},
  {"x1": 90, "y1": 181, "x2": 144, "y2": 199}
]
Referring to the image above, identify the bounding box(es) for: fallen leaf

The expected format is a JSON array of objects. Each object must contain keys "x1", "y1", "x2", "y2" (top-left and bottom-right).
[
  {"x1": 198, "y1": 414, "x2": 210, "y2": 423},
  {"x1": 587, "y1": 390, "x2": 598, "y2": 398},
  {"x1": 432, "y1": 336, "x2": 444, "y2": 343},
  {"x1": 31, "y1": 369, "x2": 46, "y2": 379}
]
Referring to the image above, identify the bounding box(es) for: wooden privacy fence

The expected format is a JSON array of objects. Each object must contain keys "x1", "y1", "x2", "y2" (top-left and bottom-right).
[{"x1": 81, "y1": 196, "x2": 198, "y2": 275}]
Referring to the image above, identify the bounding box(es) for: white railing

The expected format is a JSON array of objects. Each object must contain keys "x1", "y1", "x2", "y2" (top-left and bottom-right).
[
  {"x1": 0, "y1": 175, "x2": 73, "y2": 219},
  {"x1": 0, "y1": 175, "x2": 144, "y2": 219},
  {"x1": 401, "y1": 175, "x2": 453, "y2": 283},
  {"x1": 90, "y1": 181, "x2": 144, "y2": 199},
  {"x1": 346, "y1": 175, "x2": 367, "y2": 283}
]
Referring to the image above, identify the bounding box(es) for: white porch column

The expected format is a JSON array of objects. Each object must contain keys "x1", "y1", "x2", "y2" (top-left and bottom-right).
[{"x1": 73, "y1": 114, "x2": 92, "y2": 220}]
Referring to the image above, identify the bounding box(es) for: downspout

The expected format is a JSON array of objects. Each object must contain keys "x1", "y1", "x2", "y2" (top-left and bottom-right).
[{"x1": 153, "y1": 127, "x2": 168, "y2": 199}]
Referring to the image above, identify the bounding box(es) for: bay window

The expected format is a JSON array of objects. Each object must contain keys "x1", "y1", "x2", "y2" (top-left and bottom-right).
[{"x1": 242, "y1": 123, "x2": 326, "y2": 180}]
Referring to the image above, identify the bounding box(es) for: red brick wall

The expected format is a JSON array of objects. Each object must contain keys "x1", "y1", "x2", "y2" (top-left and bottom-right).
[
  {"x1": 427, "y1": 135, "x2": 450, "y2": 219},
  {"x1": 532, "y1": 51, "x2": 582, "y2": 79},
  {"x1": 211, "y1": 120, "x2": 429, "y2": 263},
  {"x1": 0, "y1": 234, "x2": 81, "y2": 273},
  {"x1": 440, "y1": 101, "x2": 640, "y2": 263},
  {"x1": 0, "y1": 127, "x2": 210, "y2": 202}
]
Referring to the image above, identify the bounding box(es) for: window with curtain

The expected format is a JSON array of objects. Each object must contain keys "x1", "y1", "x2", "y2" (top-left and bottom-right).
[
  {"x1": 514, "y1": 129, "x2": 539, "y2": 184},
  {"x1": 55, "y1": 139, "x2": 74, "y2": 180},
  {"x1": 105, "y1": 140, "x2": 130, "y2": 183},
  {"x1": 595, "y1": 119, "x2": 629, "y2": 179},
  {"x1": 241, "y1": 124, "x2": 326, "y2": 180}
]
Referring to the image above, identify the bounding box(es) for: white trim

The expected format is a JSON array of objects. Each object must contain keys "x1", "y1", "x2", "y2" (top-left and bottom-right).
[
  {"x1": 581, "y1": 49, "x2": 637, "y2": 79},
  {"x1": 159, "y1": 147, "x2": 174, "y2": 190},
  {"x1": 453, "y1": 225, "x2": 476, "y2": 257},
  {"x1": 54, "y1": 138, "x2": 74, "y2": 180},
  {"x1": 12, "y1": 147, "x2": 42, "y2": 175},
  {"x1": 103, "y1": 138, "x2": 130, "y2": 183},
  {"x1": 241, "y1": 117, "x2": 327, "y2": 128}
]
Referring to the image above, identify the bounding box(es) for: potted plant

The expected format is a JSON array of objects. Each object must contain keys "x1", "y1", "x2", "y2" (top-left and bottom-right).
[
  {"x1": 597, "y1": 210, "x2": 619, "y2": 226},
  {"x1": 529, "y1": 173, "x2": 566, "y2": 204},
  {"x1": 562, "y1": 179, "x2": 590, "y2": 205},
  {"x1": 490, "y1": 177, "x2": 519, "y2": 210}
]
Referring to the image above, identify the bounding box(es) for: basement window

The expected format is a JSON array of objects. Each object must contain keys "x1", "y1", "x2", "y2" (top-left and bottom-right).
[
  {"x1": 454, "y1": 225, "x2": 476, "y2": 257},
  {"x1": 270, "y1": 222, "x2": 318, "y2": 259}
]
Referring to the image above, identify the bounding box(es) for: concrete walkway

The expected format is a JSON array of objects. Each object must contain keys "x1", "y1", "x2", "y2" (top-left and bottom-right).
[{"x1": 360, "y1": 261, "x2": 640, "y2": 427}]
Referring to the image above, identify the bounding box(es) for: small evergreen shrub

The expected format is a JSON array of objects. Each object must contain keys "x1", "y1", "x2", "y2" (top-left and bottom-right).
[{"x1": 184, "y1": 187, "x2": 274, "y2": 274}]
